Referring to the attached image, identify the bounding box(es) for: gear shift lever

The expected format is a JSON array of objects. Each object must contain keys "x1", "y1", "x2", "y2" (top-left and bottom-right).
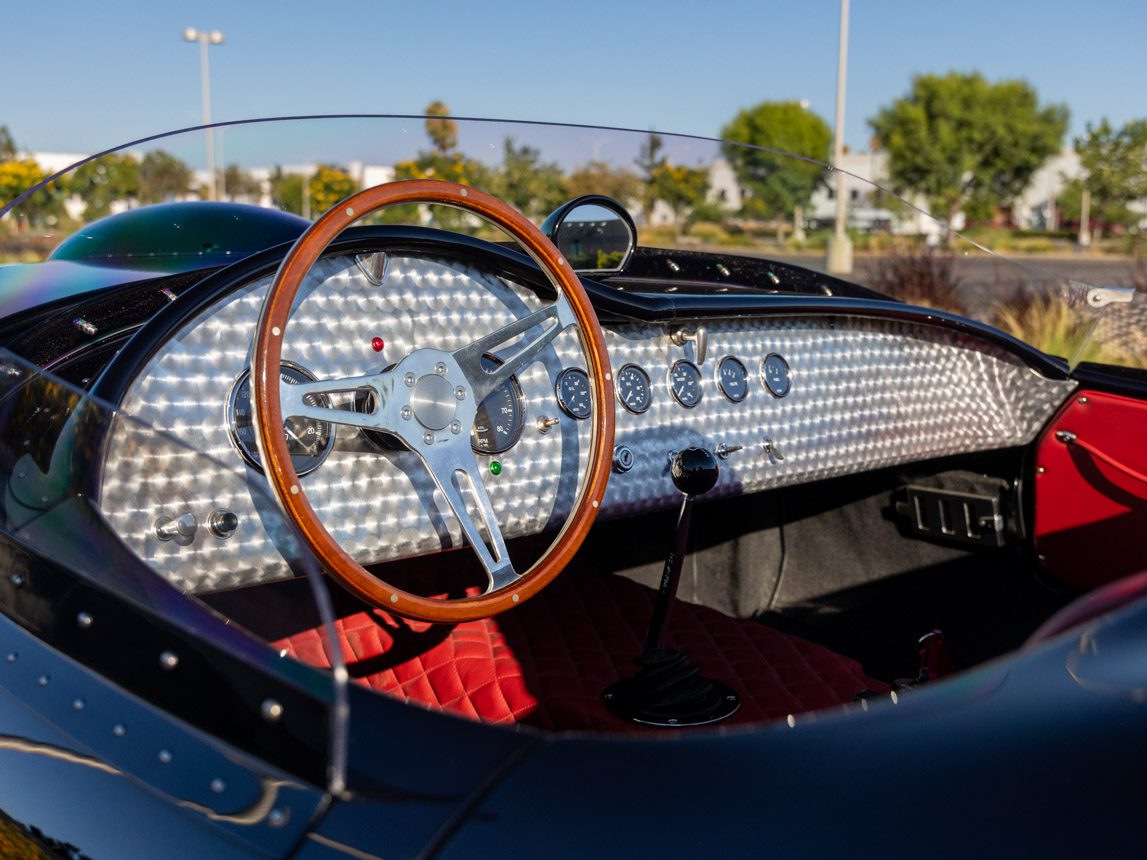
[{"x1": 603, "y1": 447, "x2": 740, "y2": 726}]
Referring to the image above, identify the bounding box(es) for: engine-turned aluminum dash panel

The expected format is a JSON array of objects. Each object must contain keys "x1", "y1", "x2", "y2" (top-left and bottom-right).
[{"x1": 100, "y1": 252, "x2": 1075, "y2": 592}]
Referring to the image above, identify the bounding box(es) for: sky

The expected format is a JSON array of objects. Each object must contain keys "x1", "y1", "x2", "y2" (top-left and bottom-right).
[{"x1": 3, "y1": 0, "x2": 1145, "y2": 156}]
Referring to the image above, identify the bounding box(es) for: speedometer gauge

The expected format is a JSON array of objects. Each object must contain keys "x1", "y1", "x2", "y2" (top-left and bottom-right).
[
  {"x1": 615, "y1": 364, "x2": 652, "y2": 414},
  {"x1": 668, "y1": 360, "x2": 703, "y2": 408},
  {"x1": 227, "y1": 362, "x2": 335, "y2": 476},
  {"x1": 470, "y1": 354, "x2": 525, "y2": 454},
  {"x1": 555, "y1": 367, "x2": 592, "y2": 419}
]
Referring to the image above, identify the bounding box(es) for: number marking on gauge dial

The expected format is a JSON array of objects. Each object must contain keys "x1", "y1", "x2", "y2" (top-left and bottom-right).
[
  {"x1": 615, "y1": 364, "x2": 652, "y2": 414},
  {"x1": 555, "y1": 367, "x2": 592, "y2": 420},
  {"x1": 668, "y1": 359, "x2": 703, "y2": 408},
  {"x1": 716, "y1": 356, "x2": 749, "y2": 403},
  {"x1": 227, "y1": 362, "x2": 335, "y2": 476},
  {"x1": 761, "y1": 353, "x2": 792, "y2": 398}
]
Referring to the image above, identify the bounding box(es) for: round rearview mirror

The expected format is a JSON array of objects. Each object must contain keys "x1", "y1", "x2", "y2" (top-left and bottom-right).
[{"x1": 541, "y1": 195, "x2": 636, "y2": 275}]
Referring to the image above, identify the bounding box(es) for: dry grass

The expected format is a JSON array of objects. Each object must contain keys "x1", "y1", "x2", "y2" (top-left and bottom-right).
[
  {"x1": 992, "y1": 291, "x2": 1137, "y2": 367},
  {"x1": 866, "y1": 248, "x2": 969, "y2": 315}
]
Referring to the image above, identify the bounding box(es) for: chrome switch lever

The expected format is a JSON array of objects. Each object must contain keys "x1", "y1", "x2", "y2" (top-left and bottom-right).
[{"x1": 762, "y1": 436, "x2": 784, "y2": 464}]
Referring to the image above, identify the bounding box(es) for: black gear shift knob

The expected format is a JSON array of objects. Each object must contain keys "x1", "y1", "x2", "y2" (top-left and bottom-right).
[{"x1": 670, "y1": 447, "x2": 719, "y2": 497}]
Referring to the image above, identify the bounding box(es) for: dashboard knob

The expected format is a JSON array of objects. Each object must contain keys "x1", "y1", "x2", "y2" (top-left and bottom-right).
[{"x1": 669, "y1": 447, "x2": 719, "y2": 497}]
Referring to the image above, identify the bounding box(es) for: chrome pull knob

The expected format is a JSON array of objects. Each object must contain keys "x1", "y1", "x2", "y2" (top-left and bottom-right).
[{"x1": 155, "y1": 512, "x2": 198, "y2": 542}]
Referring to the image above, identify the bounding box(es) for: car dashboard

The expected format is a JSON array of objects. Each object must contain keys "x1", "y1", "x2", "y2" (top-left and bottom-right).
[{"x1": 94, "y1": 238, "x2": 1075, "y2": 594}]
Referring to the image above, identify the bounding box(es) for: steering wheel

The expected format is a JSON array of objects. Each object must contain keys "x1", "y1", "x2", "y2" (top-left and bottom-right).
[{"x1": 251, "y1": 180, "x2": 615, "y2": 623}]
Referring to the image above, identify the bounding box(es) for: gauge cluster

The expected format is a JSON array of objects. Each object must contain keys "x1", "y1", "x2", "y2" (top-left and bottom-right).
[{"x1": 227, "y1": 336, "x2": 795, "y2": 480}]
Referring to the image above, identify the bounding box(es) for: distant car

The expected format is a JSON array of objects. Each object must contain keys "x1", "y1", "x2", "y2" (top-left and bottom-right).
[{"x1": 0, "y1": 115, "x2": 1145, "y2": 858}]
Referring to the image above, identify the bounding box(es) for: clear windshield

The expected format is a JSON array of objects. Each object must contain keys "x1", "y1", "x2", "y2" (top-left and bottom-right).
[
  {"x1": 0, "y1": 350, "x2": 348, "y2": 796},
  {"x1": 0, "y1": 114, "x2": 1139, "y2": 370}
]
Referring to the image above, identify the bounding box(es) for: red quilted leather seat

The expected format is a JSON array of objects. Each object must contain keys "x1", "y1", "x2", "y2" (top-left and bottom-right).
[{"x1": 276, "y1": 568, "x2": 886, "y2": 731}]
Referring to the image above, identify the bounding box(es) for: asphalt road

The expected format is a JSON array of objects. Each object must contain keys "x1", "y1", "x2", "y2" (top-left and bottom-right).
[{"x1": 774, "y1": 253, "x2": 1141, "y2": 292}]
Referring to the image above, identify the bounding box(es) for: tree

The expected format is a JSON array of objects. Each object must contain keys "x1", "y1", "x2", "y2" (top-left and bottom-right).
[
  {"x1": 222, "y1": 164, "x2": 262, "y2": 202},
  {"x1": 68, "y1": 154, "x2": 140, "y2": 220},
  {"x1": 1069, "y1": 118, "x2": 1147, "y2": 235},
  {"x1": 268, "y1": 165, "x2": 359, "y2": 217},
  {"x1": 0, "y1": 159, "x2": 66, "y2": 229},
  {"x1": 650, "y1": 162, "x2": 710, "y2": 229},
  {"x1": 309, "y1": 164, "x2": 359, "y2": 214},
  {"x1": 489, "y1": 138, "x2": 566, "y2": 219},
  {"x1": 563, "y1": 161, "x2": 640, "y2": 204},
  {"x1": 635, "y1": 133, "x2": 666, "y2": 222},
  {"x1": 869, "y1": 72, "x2": 1068, "y2": 234},
  {"x1": 0, "y1": 126, "x2": 15, "y2": 160},
  {"x1": 720, "y1": 101, "x2": 832, "y2": 221},
  {"x1": 138, "y1": 150, "x2": 193, "y2": 203},
  {"x1": 424, "y1": 101, "x2": 458, "y2": 155}
]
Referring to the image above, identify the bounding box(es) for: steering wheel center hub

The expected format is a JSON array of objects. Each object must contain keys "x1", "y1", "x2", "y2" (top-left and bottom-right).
[{"x1": 410, "y1": 373, "x2": 458, "y2": 430}]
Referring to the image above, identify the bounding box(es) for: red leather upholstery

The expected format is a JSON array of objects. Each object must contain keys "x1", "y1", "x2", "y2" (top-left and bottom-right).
[
  {"x1": 277, "y1": 569, "x2": 886, "y2": 731},
  {"x1": 1034, "y1": 390, "x2": 1147, "y2": 589}
]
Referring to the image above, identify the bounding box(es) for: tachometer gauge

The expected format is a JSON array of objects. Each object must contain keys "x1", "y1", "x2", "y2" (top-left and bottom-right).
[
  {"x1": 555, "y1": 367, "x2": 592, "y2": 419},
  {"x1": 471, "y1": 354, "x2": 525, "y2": 454},
  {"x1": 615, "y1": 364, "x2": 652, "y2": 414},
  {"x1": 668, "y1": 360, "x2": 703, "y2": 408},
  {"x1": 716, "y1": 356, "x2": 749, "y2": 403},
  {"x1": 761, "y1": 353, "x2": 792, "y2": 398},
  {"x1": 227, "y1": 362, "x2": 335, "y2": 476}
]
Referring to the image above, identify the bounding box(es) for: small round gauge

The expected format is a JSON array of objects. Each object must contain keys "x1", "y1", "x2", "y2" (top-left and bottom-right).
[
  {"x1": 615, "y1": 364, "x2": 652, "y2": 414},
  {"x1": 716, "y1": 356, "x2": 749, "y2": 403},
  {"x1": 471, "y1": 354, "x2": 525, "y2": 455},
  {"x1": 761, "y1": 353, "x2": 792, "y2": 398},
  {"x1": 668, "y1": 360, "x2": 703, "y2": 408},
  {"x1": 227, "y1": 362, "x2": 335, "y2": 476},
  {"x1": 555, "y1": 367, "x2": 591, "y2": 420}
]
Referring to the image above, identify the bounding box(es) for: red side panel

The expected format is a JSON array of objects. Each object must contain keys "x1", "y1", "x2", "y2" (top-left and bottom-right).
[{"x1": 1034, "y1": 390, "x2": 1147, "y2": 589}]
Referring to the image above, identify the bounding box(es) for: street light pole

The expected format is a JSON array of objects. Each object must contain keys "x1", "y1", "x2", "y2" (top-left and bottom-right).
[
  {"x1": 826, "y1": 0, "x2": 853, "y2": 275},
  {"x1": 183, "y1": 27, "x2": 224, "y2": 201}
]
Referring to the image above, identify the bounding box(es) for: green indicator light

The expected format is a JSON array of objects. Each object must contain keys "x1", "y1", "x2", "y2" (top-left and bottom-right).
[{"x1": 489, "y1": 460, "x2": 503, "y2": 476}]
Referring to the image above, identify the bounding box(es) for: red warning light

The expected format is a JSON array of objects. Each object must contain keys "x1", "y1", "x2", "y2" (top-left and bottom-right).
[{"x1": 371, "y1": 337, "x2": 385, "y2": 352}]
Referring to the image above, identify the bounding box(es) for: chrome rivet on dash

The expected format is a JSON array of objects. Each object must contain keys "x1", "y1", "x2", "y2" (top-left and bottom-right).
[
  {"x1": 450, "y1": 420, "x2": 462, "y2": 434},
  {"x1": 77, "y1": 612, "x2": 93, "y2": 629},
  {"x1": 158, "y1": 749, "x2": 173, "y2": 764},
  {"x1": 210, "y1": 778, "x2": 227, "y2": 794},
  {"x1": 113, "y1": 723, "x2": 127, "y2": 737},
  {"x1": 435, "y1": 362, "x2": 447, "y2": 375},
  {"x1": 400, "y1": 406, "x2": 412, "y2": 420},
  {"x1": 9, "y1": 573, "x2": 24, "y2": 588},
  {"x1": 404, "y1": 373, "x2": 416, "y2": 387},
  {"x1": 37, "y1": 675, "x2": 50, "y2": 687},
  {"x1": 455, "y1": 386, "x2": 466, "y2": 400},
  {"x1": 423, "y1": 433, "x2": 434, "y2": 445},
  {"x1": 1036, "y1": 466, "x2": 1046, "y2": 474},
  {"x1": 4, "y1": 653, "x2": 16, "y2": 663},
  {"x1": 261, "y1": 699, "x2": 284, "y2": 722},
  {"x1": 73, "y1": 698, "x2": 85, "y2": 711},
  {"x1": 1078, "y1": 396, "x2": 1089, "y2": 405},
  {"x1": 159, "y1": 651, "x2": 179, "y2": 670}
]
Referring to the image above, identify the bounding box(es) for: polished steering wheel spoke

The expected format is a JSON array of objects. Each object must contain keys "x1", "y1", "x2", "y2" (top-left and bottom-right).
[
  {"x1": 279, "y1": 372, "x2": 395, "y2": 431},
  {"x1": 453, "y1": 301, "x2": 576, "y2": 402},
  {"x1": 422, "y1": 443, "x2": 519, "y2": 592}
]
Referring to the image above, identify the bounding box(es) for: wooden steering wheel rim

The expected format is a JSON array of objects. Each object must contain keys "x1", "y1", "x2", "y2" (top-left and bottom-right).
[{"x1": 251, "y1": 179, "x2": 615, "y2": 623}]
